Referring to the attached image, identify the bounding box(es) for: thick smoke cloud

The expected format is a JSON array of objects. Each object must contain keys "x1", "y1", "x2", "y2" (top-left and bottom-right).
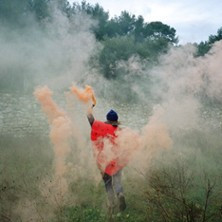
[
  {"x1": 0, "y1": 6, "x2": 98, "y2": 92},
  {"x1": 1, "y1": 1, "x2": 222, "y2": 221},
  {"x1": 0, "y1": 4, "x2": 100, "y2": 221}
]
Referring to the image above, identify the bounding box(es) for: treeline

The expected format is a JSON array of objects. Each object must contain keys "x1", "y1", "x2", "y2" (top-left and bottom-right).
[
  {"x1": 0, "y1": 0, "x2": 177, "y2": 80},
  {"x1": 197, "y1": 27, "x2": 222, "y2": 55},
  {"x1": 0, "y1": 0, "x2": 222, "y2": 79}
]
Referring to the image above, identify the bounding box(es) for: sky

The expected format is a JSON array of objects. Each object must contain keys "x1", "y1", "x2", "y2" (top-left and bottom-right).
[{"x1": 68, "y1": 0, "x2": 222, "y2": 44}]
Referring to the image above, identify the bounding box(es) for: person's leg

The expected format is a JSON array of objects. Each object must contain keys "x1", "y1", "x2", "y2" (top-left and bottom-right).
[
  {"x1": 112, "y1": 170, "x2": 126, "y2": 211},
  {"x1": 112, "y1": 170, "x2": 123, "y2": 194},
  {"x1": 102, "y1": 173, "x2": 115, "y2": 209}
]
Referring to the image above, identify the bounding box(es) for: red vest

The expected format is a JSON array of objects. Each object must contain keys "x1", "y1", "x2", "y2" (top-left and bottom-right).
[{"x1": 91, "y1": 120, "x2": 123, "y2": 176}]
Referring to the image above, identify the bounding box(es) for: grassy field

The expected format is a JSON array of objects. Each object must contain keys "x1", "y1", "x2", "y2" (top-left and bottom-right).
[
  {"x1": 1, "y1": 128, "x2": 222, "y2": 222},
  {"x1": 0, "y1": 92, "x2": 222, "y2": 222}
]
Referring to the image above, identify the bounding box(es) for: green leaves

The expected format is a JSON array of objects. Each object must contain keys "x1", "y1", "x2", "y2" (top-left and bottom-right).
[
  {"x1": 99, "y1": 36, "x2": 136, "y2": 78},
  {"x1": 197, "y1": 27, "x2": 222, "y2": 56},
  {"x1": 0, "y1": 0, "x2": 178, "y2": 84}
]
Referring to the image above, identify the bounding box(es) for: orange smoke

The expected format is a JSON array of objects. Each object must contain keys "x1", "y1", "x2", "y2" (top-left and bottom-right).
[
  {"x1": 34, "y1": 86, "x2": 72, "y2": 197},
  {"x1": 95, "y1": 107, "x2": 172, "y2": 174},
  {"x1": 141, "y1": 107, "x2": 173, "y2": 150},
  {"x1": 70, "y1": 84, "x2": 96, "y2": 105},
  {"x1": 35, "y1": 85, "x2": 172, "y2": 184},
  {"x1": 115, "y1": 128, "x2": 141, "y2": 167},
  {"x1": 34, "y1": 86, "x2": 65, "y2": 123}
]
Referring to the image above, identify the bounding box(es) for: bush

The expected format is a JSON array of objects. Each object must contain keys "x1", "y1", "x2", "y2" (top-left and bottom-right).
[{"x1": 145, "y1": 163, "x2": 222, "y2": 222}]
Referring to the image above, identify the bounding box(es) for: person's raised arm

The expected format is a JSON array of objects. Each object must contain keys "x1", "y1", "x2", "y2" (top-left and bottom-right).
[{"x1": 87, "y1": 104, "x2": 95, "y2": 126}]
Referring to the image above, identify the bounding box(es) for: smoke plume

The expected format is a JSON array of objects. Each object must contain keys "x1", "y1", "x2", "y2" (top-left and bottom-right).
[
  {"x1": 34, "y1": 86, "x2": 72, "y2": 204},
  {"x1": 1, "y1": 1, "x2": 222, "y2": 220}
]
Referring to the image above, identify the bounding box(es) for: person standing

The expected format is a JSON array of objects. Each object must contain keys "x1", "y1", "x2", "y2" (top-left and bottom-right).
[{"x1": 87, "y1": 106, "x2": 126, "y2": 212}]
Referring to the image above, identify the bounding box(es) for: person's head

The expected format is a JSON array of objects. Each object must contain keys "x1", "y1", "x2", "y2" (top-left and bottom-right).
[{"x1": 106, "y1": 109, "x2": 118, "y2": 122}]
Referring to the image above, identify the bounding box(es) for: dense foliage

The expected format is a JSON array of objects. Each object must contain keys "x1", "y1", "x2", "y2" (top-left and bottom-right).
[
  {"x1": 1, "y1": 0, "x2": 221, "y2": 80},
  {"x1": 0, "y1": 0, "x2": 179, "y2": 79},
  {"x1": 197, "y1": 27, "x2": 222, "y2": 56}
]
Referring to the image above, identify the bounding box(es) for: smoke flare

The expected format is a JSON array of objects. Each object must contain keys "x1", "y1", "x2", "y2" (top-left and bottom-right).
[{"x1": 70, "y1": 84, "x2": 97, "y2": 105}]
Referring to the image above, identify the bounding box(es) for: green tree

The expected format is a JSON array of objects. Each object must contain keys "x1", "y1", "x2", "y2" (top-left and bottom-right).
[
  {"x1": 86, "y1": 3, "x2": 109, "y2": 40},
  {"x1": 0, "y1": 0, "x2": 72, "y2": 26},
  {"x1": 143, "y1": 21, "x2": 178, "y2": 44},
  {"x1": 197, "y1": 41, "x2": 211, "y2": 56},
  {"x1": 197, "y1": 27, "x2": 222, "y2": 56},
  {"x1": 99, "y1": 36, "x2": 136, "y2": 78},
  {"x1": 71, "y1": 1, "x2": 109, "y2": 40},
  {"x1": 208, "y1": 27, "x2": 222, "y2": 44},
  {"x1": 114, "y1": 11, "x2": 136, "y2": 36},
  {"x1": 105, "y1": 11, "x2": 136, "y2": 38},
  {"x1": 136, "y1": 37, "x2": 170, "y2": 60},
  {"x1": 28, "y1": 0, "x2": 50, "y2": 22},
  {"x1": 0, "y1": 0, "x2": 31, "y2": 26},
  {"x1": 133, "y1": 15, "x2": 145, "y2": 42}
]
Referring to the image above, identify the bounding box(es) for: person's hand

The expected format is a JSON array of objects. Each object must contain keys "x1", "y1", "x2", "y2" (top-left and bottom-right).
[{"x1": 87, "y1": 103, "x2": 95, "y2": 115}]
